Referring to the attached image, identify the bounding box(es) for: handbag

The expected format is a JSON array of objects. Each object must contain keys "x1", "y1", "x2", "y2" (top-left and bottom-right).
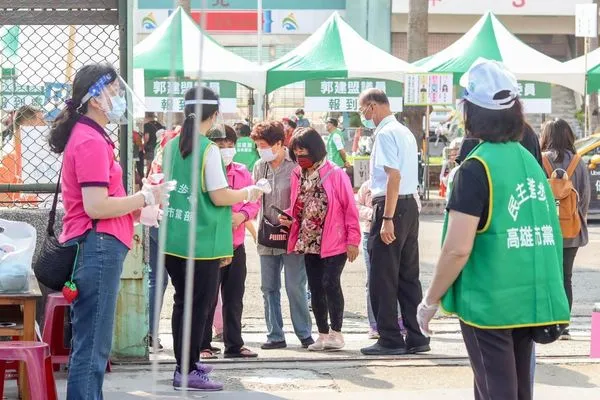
[
  {"x1": 33, "y1": 167, "x2": 81, "y2": 291},
  {"x1": 531, "y1": 323, "x2": 568, "y2": 344},
  {"x1": 257, "y1": 165, "x2": 289, "y2": 249}
]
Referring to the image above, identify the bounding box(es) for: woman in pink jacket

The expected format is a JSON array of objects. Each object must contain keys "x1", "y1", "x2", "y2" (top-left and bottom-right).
[
  {"x1": 280, "y1": 127, "x2": 361, "y2": 351},
  {"x1": 201, "y1": 125, "x2": 260, "y2": 358}
]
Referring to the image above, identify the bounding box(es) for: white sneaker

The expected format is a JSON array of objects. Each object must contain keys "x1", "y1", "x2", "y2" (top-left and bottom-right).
[
  {"x1": 324, "y1": 330, "x2": 345, "y2": 351},
  {"x1": 308, "y1": 333, "x2": 328, "y2": 351}
]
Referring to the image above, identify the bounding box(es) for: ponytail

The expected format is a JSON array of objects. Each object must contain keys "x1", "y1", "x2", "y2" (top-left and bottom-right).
[
  {"x1": 179, "y1": 113, "x2": 196, "y2": 159},
  {"x1": 48, "y1": 106, "x2": 80, "y2": 154}
]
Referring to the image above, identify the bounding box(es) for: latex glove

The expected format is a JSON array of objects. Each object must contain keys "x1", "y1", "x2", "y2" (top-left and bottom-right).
[
  {"x1": 141, "y1": 179, "x2": 177, "y2": 206},
  {"x1": 278, "y1": 214, "x2": 292, "y2": 227},
  {"x1": 245, "y1": 185, "x2": 264, "y2": 202},
  {"x1": 417, "y1": 299, "x2": 439, "y2": 337},
  {"x1": 155, "y1": 209, "x2": 164, "y2": 227}
]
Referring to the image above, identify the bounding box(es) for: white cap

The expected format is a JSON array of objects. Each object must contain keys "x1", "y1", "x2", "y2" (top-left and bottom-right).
[{"x1": 459, "y1": 58, "x2": 519, "y2": 110}]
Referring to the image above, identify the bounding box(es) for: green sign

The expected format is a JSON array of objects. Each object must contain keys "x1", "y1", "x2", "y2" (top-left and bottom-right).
[
  {"x1": 1, "y1": 67, "x2": 16, "y2": 78},
  {"x1": 0, "y1": 79, "x2": 45, "y2": 109},
  {"x1": 458, "y1": 81, "x2": 551, "y2": 114},
  {"x1": 305, "y1": 79, "x2": 404, "y2": 112},
  {"x1": 139, "y1": 0, "x2": 346, "y2": 10},
  {"x1": 143, "y1": 78, "x2": 237, "y2": 113}
]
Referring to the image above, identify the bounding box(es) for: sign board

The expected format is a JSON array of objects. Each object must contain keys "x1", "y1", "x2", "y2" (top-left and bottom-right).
[
  {"x1": 576, "y1": 3, "x2": 598, "y2": 38},
  {"x1": 304, "y1": 79, "x2": 403, "y2": 112},
  {"x1": 138, "y1": 0, "x2": 346, "y2": 10},
  {"x1": 353, "y1": 157, "x2": 370, "y2": 189},
  {"x1": 143, "y1": 78, "x2": 237, "y2": 113},
  {"x1": 135, "y1": 9, "x2": 341, "y2": 34},
  {"x1": 456, "y1": 81, "x2": 551, "y2": 114},
  {"x1": 0, "y1": 80, "x2": 45, "y2": 110},
  {"x1": 393, "y1": 0, "x2": 593, "y2": 16},
  {"x1": 404, "y1": 73, "x2": 453, "y2": 106}
]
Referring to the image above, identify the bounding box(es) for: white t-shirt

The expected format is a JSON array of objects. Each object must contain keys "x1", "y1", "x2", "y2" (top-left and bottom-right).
[
  {"x1": 204, "y1": 145, "x2": 229, "y2": 191},
  {"x1": 332, "y1": 133, "x2": 344, "y2": 151}
]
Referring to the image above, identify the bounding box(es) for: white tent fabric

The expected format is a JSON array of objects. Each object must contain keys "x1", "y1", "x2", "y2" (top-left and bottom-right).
[{"x1": 562, "y1": 48, "x2": 600, "y2": 94}]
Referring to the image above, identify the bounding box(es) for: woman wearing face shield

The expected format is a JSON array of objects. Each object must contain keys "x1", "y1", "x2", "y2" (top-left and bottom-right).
[
  {"x1": 48, "y1": 64, "x2": 175, "y2": 399},
  {"x1": 161, "y1": 86, "x2": 264, "y2": 391}
]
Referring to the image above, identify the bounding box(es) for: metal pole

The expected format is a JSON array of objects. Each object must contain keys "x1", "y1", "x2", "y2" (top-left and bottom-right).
[
  {"x1": 424, "y1": 104, "x2": 430, "y2": 200},
  {"x1": 257, "y1": 0, "x2": 263, "y2": 65},
  {"x1": 585, "y1": 36, "x2": 590, "y2": 137}
]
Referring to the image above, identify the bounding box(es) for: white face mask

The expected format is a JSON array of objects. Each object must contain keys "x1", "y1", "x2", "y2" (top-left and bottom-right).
[
  {"x1": 258, "y1": 147, "x2": 277, "y2": 162},
  {"x1": 220, "y1": 148, "x2": 236, "y2": 166}
]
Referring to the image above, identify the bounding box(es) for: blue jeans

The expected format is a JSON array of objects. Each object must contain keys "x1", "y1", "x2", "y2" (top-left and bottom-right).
[
  {"x1": 530, "y1": 344, "x2": 536, "y2": 392},
  {"x1": 260, "y1": 253, "x2": 312, "y2": 342},
  {"x1": 66, "y1": 230, "x2": 128, "y2": 400},
  {"x1": 148, "y1": 227, "x2": 167, "y2": 335},
  {"x1": 363, "y1": 232, "x2": 401, "y2": 329}
]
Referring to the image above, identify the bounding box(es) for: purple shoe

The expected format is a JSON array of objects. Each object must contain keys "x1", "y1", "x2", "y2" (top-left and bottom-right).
[
  {"x1": 173, "y1": 367, "x2": 223, "y2": 391},
  {"x1": 195, "y1": 362, "x2": 214, "y2": 374}
]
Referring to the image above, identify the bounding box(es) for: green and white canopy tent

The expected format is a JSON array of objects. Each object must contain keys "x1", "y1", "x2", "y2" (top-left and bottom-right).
[
  {"x1": 562, "y1": 48, "x2": 600, "y2": 94},
  {"x1": 263, "y1": 12, "x2": 419, "y2": 94},
  {"x1": 133, "y1": 7, "x2": 265, "y2": 105},
  {"x1": 415, "y1": 12, "x2": 581, "y2": 95}
]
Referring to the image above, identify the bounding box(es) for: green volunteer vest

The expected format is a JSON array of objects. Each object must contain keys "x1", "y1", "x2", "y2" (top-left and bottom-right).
[
  {"x1": 326, "y1": 129, "x2": 345, "y2": 167},
  {"x1": 441, "y1": 141, "x2": 570, "y2": 329},
  {"x1": 234, "y1": 136, "x2": 260, "y2": 173},
  {"x1": 163, "y1": 135, "x2": 233, "y2": 260}
]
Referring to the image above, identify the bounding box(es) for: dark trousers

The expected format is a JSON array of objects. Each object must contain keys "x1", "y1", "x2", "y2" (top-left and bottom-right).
[
  {"x1": 368, "y1": 196, "x2": 428, "y2": 348},
  {"x1": 563, "y1": 247, "x2": 578, "y2": 312},
  {"x1": 202, "y1": 245, "x2": 248, "y2": 354},
  {"x1": 460, "y1": 322, "x2": 534, "y2": 400},
  {"x1": 165, "y1": 255, "x2": 220, "y2": 372},
  {"x1": 305, "y1": 253, "x2": 347, "y2": 334}
]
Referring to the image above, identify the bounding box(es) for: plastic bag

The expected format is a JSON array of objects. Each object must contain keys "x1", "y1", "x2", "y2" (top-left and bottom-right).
[{"x1": 0, "y1": 218, "x2": 36, "y2": 293}]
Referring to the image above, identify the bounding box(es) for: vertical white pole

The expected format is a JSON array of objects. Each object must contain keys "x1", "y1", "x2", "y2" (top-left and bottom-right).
[
  {"x1": 257, "y1": 0, "x2": 263, "y2": 65},
  {"x1": 585, "y1": 36, "x2": 590, "y2": 137}
]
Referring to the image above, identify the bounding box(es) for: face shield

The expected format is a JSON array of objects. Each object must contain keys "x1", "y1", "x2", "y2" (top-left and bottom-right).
[
  {"x1": 80, "y1": 73, "x2": 145, "y2": 124},
  {"x1": 184, "y1": 98, "x2": 224, "y2": 138}
]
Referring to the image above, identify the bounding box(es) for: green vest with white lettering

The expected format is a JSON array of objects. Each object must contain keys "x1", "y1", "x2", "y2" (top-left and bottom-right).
[
  {"x1": 441, "y1": 141, "x2": 569, "y2": 328},
  {"x1": 326, "y1": 129, "x2": 345, "y2": 167},
  {"x1": 163, "y1": 135, "x2": 233, "y2": 260},
  {"x1": 234, "y1": 136, "x2": 260, "y2": 173}
]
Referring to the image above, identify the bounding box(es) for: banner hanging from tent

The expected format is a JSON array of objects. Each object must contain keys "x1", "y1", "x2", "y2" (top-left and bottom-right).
[
  {"x1": 456, "y1": 81, "x2": 551, "y2": 114},
  {"x1": 143, "y1": 78, "x2": 237, "y2": 113},
  {"x1": 304, "y1": 79, "x2": 403, "y2": 112},
  {"x1": 404, "y1": 73, "x2": 453, "y2": 106}
]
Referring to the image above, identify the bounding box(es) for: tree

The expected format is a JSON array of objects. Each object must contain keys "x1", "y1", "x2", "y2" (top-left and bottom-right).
[
  {"x1": 178, "y1": 0, "x2": 191, "y2": 14},
  {"x1": 404, "y1": 0, "x2": 429, "y2": 145}
]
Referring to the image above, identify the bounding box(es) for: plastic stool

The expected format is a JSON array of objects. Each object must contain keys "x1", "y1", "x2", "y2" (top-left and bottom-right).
[
  {"x1": 0, "y1": 341, "x2": 58, "y2": 400},
  {"x1": 42, "y1": 292, "x2": 112, "y2": 372},
  {"x1": 591, "y1": 303, "x2": 600, "y2": 358}
]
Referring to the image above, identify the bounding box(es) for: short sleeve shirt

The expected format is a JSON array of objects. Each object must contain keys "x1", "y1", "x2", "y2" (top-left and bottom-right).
[
  {"x1": 369, "y1": 115, "x2": 419, "y2": 198},
  {"x1": 60, "y1": 116, "x2": 134, "y2": 248},
  {"x1": 331, "y1": 131, "x2": 344, "y2": 151}
]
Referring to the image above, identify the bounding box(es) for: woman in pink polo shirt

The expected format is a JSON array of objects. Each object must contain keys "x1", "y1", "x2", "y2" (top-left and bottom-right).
[{"x1": 48, "y1": 64, "x2": 173, "y2": 400}]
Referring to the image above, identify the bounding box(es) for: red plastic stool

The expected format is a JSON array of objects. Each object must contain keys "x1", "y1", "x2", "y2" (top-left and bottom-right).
[
  {"x1": 42, "y1": 292, "x2": 112, "y2": 372},
  {"x1": 0, "y1": 341, "x2": 58, "y2": 400}
]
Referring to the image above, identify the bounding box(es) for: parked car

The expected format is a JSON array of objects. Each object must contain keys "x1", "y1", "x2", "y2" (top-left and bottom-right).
[{"x1": 575, "y1": 134, "x2": 600, "y2": 218}]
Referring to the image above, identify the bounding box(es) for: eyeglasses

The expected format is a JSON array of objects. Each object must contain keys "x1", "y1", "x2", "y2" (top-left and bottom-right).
[{"x1": 358, "y1": 103, "x2": 374, "y2": 114}]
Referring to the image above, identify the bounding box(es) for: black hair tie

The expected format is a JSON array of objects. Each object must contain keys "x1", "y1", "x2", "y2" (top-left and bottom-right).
[{"x1": 65, "y1": 99, "x2": 79, "y2": 112}]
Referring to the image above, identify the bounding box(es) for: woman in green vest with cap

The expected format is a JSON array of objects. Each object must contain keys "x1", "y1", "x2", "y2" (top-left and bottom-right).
[
  {"x1": 417, "y1": 59, "x2": 569, "y2": 400},
  {"x1": 162, "y1": 86, "x2": 264, "y2": 392}
]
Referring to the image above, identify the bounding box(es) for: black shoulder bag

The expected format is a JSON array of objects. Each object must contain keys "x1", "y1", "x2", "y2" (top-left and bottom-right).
[
  {"x1": 33, "y1": 167, "x2": 82, "y2": 291},
  {"x1": 257, "y1": 164, "x2": 290, "y2": 249}
]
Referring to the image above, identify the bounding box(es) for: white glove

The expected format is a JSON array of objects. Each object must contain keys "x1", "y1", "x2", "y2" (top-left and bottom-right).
[
  {"x1": 245, "y1": 185, "x2": 264, "y2": 203},
  {"x1": 417, "y1": 299, "x2": 439, "y2": 338},
  {"x1": 141, "y1": 179, "x2": 177, "y2": 206},
  {"x1": 155, "y1": 209, "x2": 164, "y2": 228}
]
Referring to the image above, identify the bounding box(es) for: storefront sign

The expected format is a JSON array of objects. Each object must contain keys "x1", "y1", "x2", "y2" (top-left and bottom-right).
[
  {"x1": 304, "y1": 79, "x2": 403, "y2": 112},
  {"x1": 393, "y1": 0, "x2": 593, "y2": 16},
  {"x1": 404, "y1": 73, "x2": 453, "y2": 106},
  {"x1": 138, "y1": 0, "x2": 346, "y2": 10},
  {"x1": 143, "y1": 78, "x2": 237, "y2": 113},
  {"x1": 135, "y1": 9, "x2": 341, "y2": 34}
]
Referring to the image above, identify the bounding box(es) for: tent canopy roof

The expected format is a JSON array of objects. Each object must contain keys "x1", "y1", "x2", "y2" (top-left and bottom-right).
[
  {"x1": 133, "y1": 7, "x2": 264, "y2": 92},
  {"x1": 415, "y1": 12, "x2": 582, "y2": 93},
  {"x1": 264, "y1": 12, "x2": 419, "y2": 93}
]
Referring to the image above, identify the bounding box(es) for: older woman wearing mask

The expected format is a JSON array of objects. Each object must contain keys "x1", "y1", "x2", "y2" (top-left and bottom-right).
[{"x1": 280, "y1": 127, "x2": 361, "y2": 351}]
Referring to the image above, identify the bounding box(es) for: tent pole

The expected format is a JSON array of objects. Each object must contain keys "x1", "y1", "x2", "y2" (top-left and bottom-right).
[{"x1": 585, "y1": 36, "x2": 590, "y2": 137}]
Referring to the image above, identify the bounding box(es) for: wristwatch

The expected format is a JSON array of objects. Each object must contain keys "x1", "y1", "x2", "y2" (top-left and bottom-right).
[{"x1": 382, "y1": 216, "x2": 394, "y2": 221}]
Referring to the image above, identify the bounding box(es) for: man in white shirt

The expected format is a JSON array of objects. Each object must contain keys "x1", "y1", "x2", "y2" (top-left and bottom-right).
[{"x1": 358, "y1": 88, "x2": 430, "y2": 356}]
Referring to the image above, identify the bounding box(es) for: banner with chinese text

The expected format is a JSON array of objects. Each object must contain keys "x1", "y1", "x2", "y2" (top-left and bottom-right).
[
  {"x1": 457, "y1": 81, "x2": 551, "y2": 114},
  {"x1": 304, "y1": 79, "x2": 403, "y2": 112},
  {"x1": 404, "y1": 73, "x2": 453, "y2": 106},
  {"x1": 143, "y1": 78, "x2": 237, "y2": 113}
]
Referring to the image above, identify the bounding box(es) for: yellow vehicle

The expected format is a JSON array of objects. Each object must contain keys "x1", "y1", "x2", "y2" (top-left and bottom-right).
[{"x1": 575, "y1": 135, "x2": 600, "y2": 217}]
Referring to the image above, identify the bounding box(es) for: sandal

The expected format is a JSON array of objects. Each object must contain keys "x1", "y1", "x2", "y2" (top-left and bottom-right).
[
  {"x1": 210, "y1": 346, "x2": 222, "y2": 354},
  {"x1": 224, "y1": 347, "x2": 258, "y2": 359},
  {"x1": 200, "y1": 349, "x2": 218, "y2": 360}
]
